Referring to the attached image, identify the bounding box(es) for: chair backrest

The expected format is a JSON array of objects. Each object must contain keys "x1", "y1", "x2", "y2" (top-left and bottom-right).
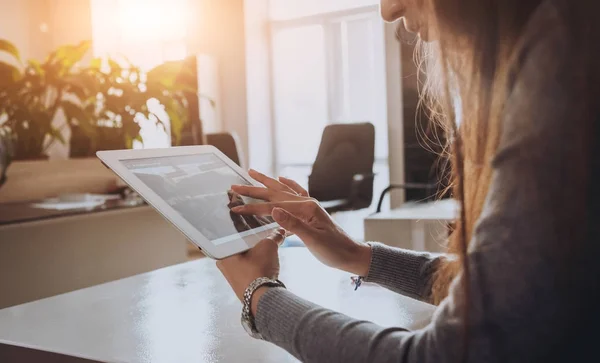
[
  {"x1": 309, "y1": 123, "x2": 375, "y2": 202},
  {"x1": 206, "y1": 132, "x2": 243, "y2": 167}
]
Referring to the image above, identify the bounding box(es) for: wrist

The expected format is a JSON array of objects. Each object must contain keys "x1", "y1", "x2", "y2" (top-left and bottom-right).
[
  {"x1": 241, "y1": 278, "x2": 285, "y2": 339},
  {"x1": 250, "y1": 286, "x2": 270, "y2": 316},
  {"x1": 347, "y1": 243, "x2": 372, "y2": 277}
]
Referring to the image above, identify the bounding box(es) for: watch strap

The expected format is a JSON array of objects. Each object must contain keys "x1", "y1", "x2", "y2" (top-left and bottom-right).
[{"x1": 242, "y1": 277, "x2": 286, "y2": 339}]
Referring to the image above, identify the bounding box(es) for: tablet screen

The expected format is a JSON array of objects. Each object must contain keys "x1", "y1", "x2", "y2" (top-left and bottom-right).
[{"x1": 121, "y1": 153, "x2": 276, "y2": 245}]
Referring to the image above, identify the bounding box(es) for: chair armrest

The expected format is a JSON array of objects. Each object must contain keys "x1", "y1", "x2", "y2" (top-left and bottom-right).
[{"x1": 375, "y1": 183, "x2": 438, "y2": 213}]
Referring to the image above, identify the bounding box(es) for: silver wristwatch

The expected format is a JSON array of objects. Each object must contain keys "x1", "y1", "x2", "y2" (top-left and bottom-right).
[{"x1": 241, "y1": 277, "x2": 286, "y2": 339}]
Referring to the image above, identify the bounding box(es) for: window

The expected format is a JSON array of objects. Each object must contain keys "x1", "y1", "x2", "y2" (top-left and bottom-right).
[
  {"x1": 90, "y1": 0, "x2": 190, "y2": 148},
  {"x1": 269, "y1": 0, "x2": 380, "y2": 21},
  {"x1": 268, "y1": 1, "x2": 389, "y2": 199},
  {"x1": 271, "y1": 24, "x2": 328, "y2": 166}
]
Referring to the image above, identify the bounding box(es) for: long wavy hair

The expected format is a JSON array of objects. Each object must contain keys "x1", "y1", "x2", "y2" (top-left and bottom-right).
[{"x1": 420, "y1": 0, "x2": 594, "y2": 305}]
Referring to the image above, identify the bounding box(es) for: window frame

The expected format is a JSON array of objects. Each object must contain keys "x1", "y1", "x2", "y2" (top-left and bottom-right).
[{"x1": 267, "y1": 4, "x2": 386, "y2": 173}]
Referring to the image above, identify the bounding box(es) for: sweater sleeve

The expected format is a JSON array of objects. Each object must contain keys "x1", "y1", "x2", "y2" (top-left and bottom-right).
[
  {"x1": 363, "y1": 243, "x2": 444, "y2": 302},
  {"x1": 255, "y1": 4, "x2": 585, "y2": 362}
]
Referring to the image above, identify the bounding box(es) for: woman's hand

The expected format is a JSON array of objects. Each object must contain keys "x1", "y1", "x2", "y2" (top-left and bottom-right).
[
  {"x1": 232, "y1": 198, "x2": 372, "y2": 277},
  {"x1": 216, "y1": 230, "x2": 286, "y2": 315},
  {"x1": 232, "y1": 169, "x2": 311, "y2": 204}
]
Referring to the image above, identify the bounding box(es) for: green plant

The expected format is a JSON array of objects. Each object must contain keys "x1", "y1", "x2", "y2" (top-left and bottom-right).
[
  {"x1": 0, "y1": 39, "x2": 92, "y2": 160},
  {"x1": 68, "y1": 57, "x2": 193, "y2": 156},
  {"x1": 0, "y1": 39, "x2": 194, "y2": 160}
]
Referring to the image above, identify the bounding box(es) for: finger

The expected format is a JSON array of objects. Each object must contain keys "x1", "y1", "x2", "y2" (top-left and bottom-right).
[
  {"x1": 277, "y1": 227, "x2": 294, "y2": 238},
  {"x1": 232, "y1": 184, "x2": 304, "y2": 202},
  {"x1": 231, "y1": 185, "x2": 277, "y2": 200},
  {"x1": 249, "y1": 169, "x2": 294, "y2": 193},
  {"x1": 229, "y1": 212, "x2": 251, "y2": 232},
  {"x1": 265, "y1": 229, "x2": 286, "y2": 246},
  {"x1": 231, "y1": 200, "x2": 320, "y2": 217},
  {"x1": 249, "y1": 236, "x2": 282, "y2": 257},
  {"x1": 278, "y1": 177, "x2": 309, "y2": 197},
  {"x1": 271, "y1": 208, "x2": 316, "y2": 243}
]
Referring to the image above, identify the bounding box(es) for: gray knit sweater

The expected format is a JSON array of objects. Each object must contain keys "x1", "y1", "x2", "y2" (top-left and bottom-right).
[{"x1": 255, "y1": 1, "x2": 599, "y2": 362}]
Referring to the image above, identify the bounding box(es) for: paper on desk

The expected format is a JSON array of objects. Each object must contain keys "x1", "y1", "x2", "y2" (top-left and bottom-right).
[
  {"x1": 31, "y1": 200, "x2": 106, "y2": 210},
  {"x1": 31, "y1": 194, "x2": 120, "y2": 211}
]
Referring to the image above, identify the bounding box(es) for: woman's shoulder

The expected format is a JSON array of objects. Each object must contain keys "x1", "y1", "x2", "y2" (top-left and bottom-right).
[
  {"x1": 498, "y1": 0, "x2": 590, "y2": 166},
  {"x1": 507, "y1": 0, "x2": 572, "y2": 91},
  {"x1": 503, "y1": 0, "x2": 595, "y2": 129}
]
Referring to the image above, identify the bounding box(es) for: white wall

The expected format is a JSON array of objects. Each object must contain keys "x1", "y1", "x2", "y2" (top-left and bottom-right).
[
  {"x1": 49, "y1": 0, "x2": 93, "y2": 50},
  {"x1": 244, "y1": 0, "x2": 275, "y2": 173},
  {"x1": 269, "y1": 0, "x2": 379, "y2": 20},
  {"x1": 384, "y1": 23, "x2": 406, "y2": 208},
  {"x1": 0, "y1": 0, "x2": 92, "y2": 63},
  {"x1": 187, "y1": 0, "x2": 250, "y2": 167},
  {"x1": 0, "y1": 0, "x2": 34, "y2": 61}
]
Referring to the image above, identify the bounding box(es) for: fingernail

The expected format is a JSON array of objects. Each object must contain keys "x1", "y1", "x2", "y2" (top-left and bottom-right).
[
  {"x1": 273, "y1": 208, "x2": 288, "y2": 221},
  {"x1": 232, "y1": 206, "x2": 243, "y2": 212}
]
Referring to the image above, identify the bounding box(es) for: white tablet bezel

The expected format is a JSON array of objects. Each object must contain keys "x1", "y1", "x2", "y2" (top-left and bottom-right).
[{"x1": 97, "y1": 146, "x2": 279, "y2": 259}]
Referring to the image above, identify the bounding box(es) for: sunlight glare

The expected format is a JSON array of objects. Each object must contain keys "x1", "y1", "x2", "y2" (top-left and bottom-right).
[{"x1": 118, "y1": 0, "x2": 188, "y2": 43}]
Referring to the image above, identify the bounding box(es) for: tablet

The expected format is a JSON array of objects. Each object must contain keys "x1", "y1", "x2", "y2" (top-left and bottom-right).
[{"x1": 97, "y1": 146, "x2": 279, "y2": 259}]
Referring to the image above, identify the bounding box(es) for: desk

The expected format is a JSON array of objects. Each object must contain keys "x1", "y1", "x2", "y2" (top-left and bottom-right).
[
  {"x1": 0, "y1": 248, "x2": 435, "y2": 363},
  {"x1": 0, "y1": 204, "x2": 188, "y2": 309},
  {"x1": 364, "y1": 199, "x2": 458, "y2": 252},
  {"x1": 0, "y1": 195, "x2": 143, "y2": 226}
]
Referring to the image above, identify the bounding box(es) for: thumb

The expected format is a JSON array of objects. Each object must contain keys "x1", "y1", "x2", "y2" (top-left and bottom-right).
[{"x1": 272, "y1": 208, "x2": 315, "y2": 242}]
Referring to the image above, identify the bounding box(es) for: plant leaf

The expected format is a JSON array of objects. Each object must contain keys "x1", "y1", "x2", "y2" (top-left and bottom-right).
[
  {"x1": 0, "y1": 39, "x2": 21, "y2": 62},
  {"x1": 147, "y1": 61, "x2": 187, "y2": 90},
  {"x1": 62, "y1": 74, "x2": 94, "y2": 100},
  {"x1": 0, "y1": 61, "x2": 22, "y2": 85},
  {"x1": 165, "y1": 99, "x2": 185, "y2": 146},
  {"x1": 47, "y1": 40, "x2": 92, "y2": 75},
  {"x1": 48, "y1": 126, "x2": 66, "y2": 145},
  {"x1": 61, "y1": 100, "x2": 95, "y2": 136},
  {"x1": 90, "y1": 57, "x2": 102, "y2": 70},
  {"x1": 27, "y1": 59, "x2": 44, "y2": 75},
  {"x1": 108, "y1": 59, "x2": 121, "y2": 76}
]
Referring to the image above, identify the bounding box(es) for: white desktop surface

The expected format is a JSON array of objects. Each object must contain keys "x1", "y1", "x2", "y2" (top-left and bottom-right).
[
  {"x1": 364, "y1": 199, "x2": 458, "y2": 252},
  {"x1": 0, "y1": 248, "x2": 435, "y2": 363},
  {"x1": 369, "y1": 199, "x2": 458, "y2": 221}
]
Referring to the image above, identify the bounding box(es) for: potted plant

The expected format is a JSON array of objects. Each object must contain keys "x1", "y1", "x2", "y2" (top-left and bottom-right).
[
  {"x1": 0, "y1": 39, "x2": 94, "y2": 160},
  {"x1": 69, "y1": 57, "x2": 192, "y2": 156},
  {"x1": 1, "y1": 38, "x2": 194, "y2": 160}
]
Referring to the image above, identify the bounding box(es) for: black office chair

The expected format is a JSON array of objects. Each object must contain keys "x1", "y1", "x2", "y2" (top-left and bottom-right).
[
  {"x1": 206, "y1": 132, "x2": 243, "y2": 167},
  {"x1": 309, "y1": 123, "x2": 375, "y2": 214}
]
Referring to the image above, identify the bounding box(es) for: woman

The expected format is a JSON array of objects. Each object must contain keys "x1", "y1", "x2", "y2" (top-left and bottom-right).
[{"x1": 217, "y1": 0, "x2": 600, "y2": 361}]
